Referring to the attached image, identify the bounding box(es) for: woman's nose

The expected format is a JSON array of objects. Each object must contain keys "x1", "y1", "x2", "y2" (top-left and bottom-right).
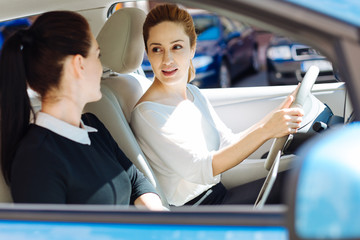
[{"x1": 162, "y1": 50, "x2": 173, "y2": 65}]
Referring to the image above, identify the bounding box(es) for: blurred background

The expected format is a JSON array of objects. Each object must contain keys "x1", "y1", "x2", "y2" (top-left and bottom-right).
[{"x1": 1, "y1": 1, "x2": 339, "y2": 88}]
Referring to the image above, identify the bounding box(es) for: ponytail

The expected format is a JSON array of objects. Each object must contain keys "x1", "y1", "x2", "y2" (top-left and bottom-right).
[
  {"x1": 0, "y1": 11, "x2": 91, "y2": 185},
  {"x1": 188, "y1": 59, "x2": 195, "y2": 83},
  {"x1": 0, "y1": 30, "x2": 33, "y2": 184}
]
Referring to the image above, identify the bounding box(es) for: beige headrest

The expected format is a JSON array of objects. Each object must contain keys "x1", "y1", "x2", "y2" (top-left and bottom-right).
[{"x1": 97, "y1": 8, "x2": 146, "y2": 74}]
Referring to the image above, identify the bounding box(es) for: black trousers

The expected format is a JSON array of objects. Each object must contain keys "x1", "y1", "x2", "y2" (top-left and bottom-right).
[{"x1": 184, "y1": 170, "x2": 289, "y2": 206}]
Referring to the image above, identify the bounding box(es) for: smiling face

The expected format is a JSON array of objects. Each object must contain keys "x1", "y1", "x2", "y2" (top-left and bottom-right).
[{"x1": 146, "y1": 21, "x2": 195, "y2": 87}]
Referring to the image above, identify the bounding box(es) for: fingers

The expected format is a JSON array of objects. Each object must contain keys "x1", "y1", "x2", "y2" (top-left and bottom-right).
[
  {"x1": 291, "y1": 83, "x2": 301, "y2": 97},
  {"x1": 264, "y1": 104, "x2": 305, "y2": 139},
  {"x1": 284, "y1": 109, "x2": 303, "y2": 123},
  {"x1": 278, "y1": 108, "x2": 304, "y2": 135},
  {"x1": 280, "y1": 94, "x2": 294, "y2": 109},
  {"x1": 285, "y1": 109, "x2": 303, "y2": 134},
  {"x1": 280, "y1": 108, "x2": 305, "y2": 118},
  {"x1": 288, "y1": 128, "x2": 297, "y2": 134},
  {"x1": 280, "y1": 83, "x2": 301, "y2": 109},
  {"x1": 285, "y1": 115, "x2": 303, "y2": 124},
  {"x1": 287, "y1": 121, "x2": 301, "y2": 130},
  {"x1": 280, "y1": 121, "x2": 300, "y2": 135}
]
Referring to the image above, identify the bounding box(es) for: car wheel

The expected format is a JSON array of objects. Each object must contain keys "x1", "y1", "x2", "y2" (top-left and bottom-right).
[
  {"x1": 219, "y1": 60, "x2": 231, "y2": 88},
  {"x1": 249, "y1": 47, "x2": 260, "y2": 73}
]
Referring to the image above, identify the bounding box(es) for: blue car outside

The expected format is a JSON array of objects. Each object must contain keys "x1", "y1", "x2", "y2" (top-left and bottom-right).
[
  {"x1": 0, "y1": 18, "x2": 31, "y2": 50},
  {"x1": 142, "y1": 12, "x2": 259, "y2": 88}
]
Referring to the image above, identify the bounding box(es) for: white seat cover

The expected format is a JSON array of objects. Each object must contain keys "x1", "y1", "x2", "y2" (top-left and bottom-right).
[{"x1": 84, "y1": 8, "x2": 169, "y2": 207}]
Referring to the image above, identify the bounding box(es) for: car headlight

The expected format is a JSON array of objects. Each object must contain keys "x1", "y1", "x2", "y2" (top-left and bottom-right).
[
  {"x1": 267, "y1": 45, "x2": 292, "y2": 60},
  {"x1": 192, "y1": 56, "x2": 213, "y2": 69}
]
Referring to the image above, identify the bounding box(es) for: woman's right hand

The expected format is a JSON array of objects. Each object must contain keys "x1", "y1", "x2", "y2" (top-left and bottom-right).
[{"x1": 260, "y1": 87, "x2": 304, "y2": 139}]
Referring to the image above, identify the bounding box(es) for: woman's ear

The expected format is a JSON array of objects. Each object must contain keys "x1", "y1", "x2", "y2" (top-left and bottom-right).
[
  {"x1": 70, "y1": 54, "x2": 85, "y2": 79},
  {"x1": 191, "y1": 44, "x2": 196, "y2": 59}
]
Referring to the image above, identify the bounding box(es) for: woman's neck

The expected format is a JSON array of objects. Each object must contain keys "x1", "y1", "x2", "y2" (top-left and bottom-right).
[
  {"x1": 41, "y1": 98, "x2": 84, "y2": 127},
  {"x1": 136, "y1": 77, "x2": 194, "y2": 107},
  {"x1": 155, "y1": 78, "x2": 189, "y2": 101}
]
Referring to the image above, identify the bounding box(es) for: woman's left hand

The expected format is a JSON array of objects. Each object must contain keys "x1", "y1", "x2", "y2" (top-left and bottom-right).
[{"x1": 134, "y1": 193, "x2": 168, "y2": 211}]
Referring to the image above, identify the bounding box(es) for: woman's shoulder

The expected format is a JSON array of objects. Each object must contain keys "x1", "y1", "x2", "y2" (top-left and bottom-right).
[
  {"x1": 133, "y1": 84, "x2": 160, "y2": 108},
  {"x1": 20, "y1": 124, "x2": 52, "y2": 145},
  {"x1": 186, "y1": 83, "x2": 210, "y2": 106},
  {"x1": 186, "y1": 83, "x2": 201, "y2": 93},
  {"x1": 81, "y1": 113, "x2": 115, "y2": 142},
  {"x1": 14, "y1": 125, "x2": 64, "y2": 164},
  {"x1": 187, "y1": 84, "x2": 206, "y2": 99},
  {"x1": 131, "y1": 97, "x2": 185, "y2": 135},
  {"x1": 81, "y1": 112, "x2": 99, "y2": 123},
  {"x1": 81, "y1": 112, "x2": 105, "y2": 129},
  {"x1": 135, "y1": 95, "x2": 173, "y2": 110},
  {"x1": 132, "y1": 101, "x2": 172, "y2": 125}
]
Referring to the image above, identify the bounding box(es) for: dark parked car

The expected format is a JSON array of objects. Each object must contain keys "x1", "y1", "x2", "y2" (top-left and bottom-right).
[
  {"x1": 266, "y1": 36, "x2": 337, "y2": 85},
  {"x1": 142, "y1": 11, "x2": 260, "y2": 88}
]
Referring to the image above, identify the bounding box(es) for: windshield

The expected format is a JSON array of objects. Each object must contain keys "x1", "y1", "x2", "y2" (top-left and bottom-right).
[
  {"x1": 193, "y1": 15, "x2": 220, "y2": 41},
  {"x1": 286, "y1": 0, "x2": 360, "y2": 26}
]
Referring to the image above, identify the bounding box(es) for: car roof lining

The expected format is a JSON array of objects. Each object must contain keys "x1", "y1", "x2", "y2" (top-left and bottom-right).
[{"x1": 0, "y1": 0, "x2": 114, "y2": 22}]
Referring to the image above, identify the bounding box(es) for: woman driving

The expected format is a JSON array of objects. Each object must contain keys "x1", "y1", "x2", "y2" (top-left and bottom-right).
[{"x1": 130, "y1": 4, "x2": 303, "y2": 207}]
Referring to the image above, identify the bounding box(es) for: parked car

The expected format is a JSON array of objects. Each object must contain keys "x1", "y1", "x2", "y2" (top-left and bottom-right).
[
  {"x1": 266, "y1": 35, "x2": 338, "y2": 85},
  {"x1": 142, "y1": 10, "x2": 260, "y2": 88},
  {"x1": 0, "y1": 0, "x2": 359, "y2": 239}
]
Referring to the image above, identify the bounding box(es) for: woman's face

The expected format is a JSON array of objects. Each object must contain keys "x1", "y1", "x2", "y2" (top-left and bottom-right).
[
  {"x1": 82, "y1": 34, "x2": 103, "y2": 102},
  {"x1": 146, "y1": 21, "x2": 195, "y2": 86}
]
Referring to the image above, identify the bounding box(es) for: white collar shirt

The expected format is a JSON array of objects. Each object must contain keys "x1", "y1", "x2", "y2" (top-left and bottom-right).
[{"x1": 34, "y1": 112, "x2": 98, "y2": 145}]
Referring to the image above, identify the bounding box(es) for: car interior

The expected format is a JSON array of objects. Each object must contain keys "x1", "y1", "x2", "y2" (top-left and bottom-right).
[
  {"x1": 86, "y1": 6, "x2": 301, "y2": 208},
  {"x1": 0, "y1": 1, "x2": 353, "y2": 210},
  {"x1": 0, "y1": 0, "x2": 359, "y2": 239},
  {"x1": 81, "y1": 5, "x2": 351, "y2": 210}
]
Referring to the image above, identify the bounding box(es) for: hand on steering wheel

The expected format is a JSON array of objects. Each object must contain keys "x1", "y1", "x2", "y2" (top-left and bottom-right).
[{"x1": 264, "y1": 65, "x2": 320, "y2": 170}]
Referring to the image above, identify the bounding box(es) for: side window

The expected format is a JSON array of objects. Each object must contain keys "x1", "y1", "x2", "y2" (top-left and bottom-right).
[
  {"x1": 232, "y1": 20, "x2": 249, "y2": 34},
  {"x1": 219, "y1": 16, "x2": 235, "y2": 38},
  {"x1": 107, "y1": 2, "x2": 338, "y2": 89},
  {"x1": 193, "y1": 14, "x2": 219, "y2": 41},
  {"x1": 265, "y1": 35, "x2": 337, "y2": 86}
]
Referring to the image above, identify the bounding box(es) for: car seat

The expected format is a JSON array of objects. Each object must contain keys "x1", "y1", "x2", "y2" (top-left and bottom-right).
[
  {"x1": 83, "y1": 8, "x2": 169, "y2": 207},
  {"x1": 0, "y1": 173, "x2": 11, "y2": 202}
]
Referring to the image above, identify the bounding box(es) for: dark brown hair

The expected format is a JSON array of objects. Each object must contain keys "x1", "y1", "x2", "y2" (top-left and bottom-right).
[
  {"x1": 143, "y1": 4, "x2": 196, "y2": 82},
  {"x1": 0, "y1": 11, "x2": 92, "y2": 184}
]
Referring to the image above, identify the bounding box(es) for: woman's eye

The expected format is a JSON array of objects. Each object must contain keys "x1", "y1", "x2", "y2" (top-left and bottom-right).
[
  {"x1": 173, "y1": 45, "x2": 182, "y2": 50},
  {"x1": 151, "y1": 47, "x2": 161, "y2": 53}
]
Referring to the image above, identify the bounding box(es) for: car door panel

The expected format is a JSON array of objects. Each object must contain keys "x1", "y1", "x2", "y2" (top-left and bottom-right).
[
  {"x1": 201, "y1": 83, "x2": 347, "y2": 187},
  {"x1": 0, "y1": 204, "x2": 288, "y2": 239},
  {"x1": 203, "y1": 82, "x2": 346, "y2": 142}
]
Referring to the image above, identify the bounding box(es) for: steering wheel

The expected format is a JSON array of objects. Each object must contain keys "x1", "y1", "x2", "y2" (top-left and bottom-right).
[{"x1": 264, "y1": 65, "x2": 320, "y2": 170}]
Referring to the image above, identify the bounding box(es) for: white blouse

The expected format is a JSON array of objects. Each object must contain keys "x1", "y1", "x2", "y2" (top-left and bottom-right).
[{"x1": 130, "y1": 84, "x2": 239, "y2": 206}]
